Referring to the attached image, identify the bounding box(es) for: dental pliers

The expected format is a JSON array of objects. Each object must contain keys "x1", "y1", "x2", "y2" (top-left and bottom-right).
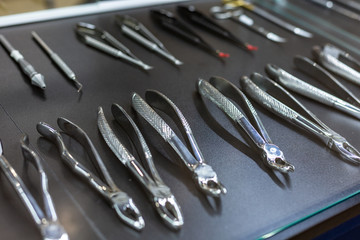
[
  {"x1": 36, "y1": 118, "x2": 145, "y2": 231},
  {"x1": 241, "y1": 73, "x2": 360, "y2": 164},
  {"x1": 197, "y1": 77, "x2": 294, "y2": 173},
  {"x1": 97, "y1": 105, "x2": 183, "y2": 230}
]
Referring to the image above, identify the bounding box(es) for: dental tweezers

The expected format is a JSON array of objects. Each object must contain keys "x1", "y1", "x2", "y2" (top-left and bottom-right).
[
  {"x1": 36, "y1": 118, "x2": 145, "y2": 231},
  {"x1": 76, "y1": 22, "x2": 152, "y2": 71},
  {"x1": 115, "y1": 15, "x2": 183, "y2": 66},
  {"x1": 131, "y1": 91, "x2": 227, "y2": 197},
  {"x1": 197, "y1": 77, "x2": 294, "y2": 173},
  {"x1": 177, "y1": 5, "x2": 258, "y2": 51},
  {"x1": 313, "y1": 44, "x2": 360, "y2": 87},
  {"x1": 241, "y1": 73, "x2": 360, "y2": 164},
  {"x1": 97, "y1": 106, "x2": 183, "y2": 230},
  {"x1": 0, "y1": 136, "x2": 68, "y2": 240}
]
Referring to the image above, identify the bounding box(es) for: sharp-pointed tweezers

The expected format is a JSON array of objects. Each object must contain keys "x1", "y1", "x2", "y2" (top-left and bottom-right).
[
  {"x1": 210, "y1": 5, "x2": 286, "y2": 43},
  {"x1": 241, "y1": 73, "x2": 360, "y2": 164},
  {"x1": 294, "y1": 55, "x2": 360, "y2": 108},
  {"x1": 313, "y1": 44, "x2": 360, "y2": 87},
  {"x1": 75, "y1": 22, "x2": 152, "y2": 71},
  {"x1": 223, "y1": 0, "x2": 313, "y2": 38},
  {"x1": 150, "y1": 9, "x2": 229, "y2": 59},
  {"x1": 177, "y1": 5, "x2": 258, "y2": 51},
  {"x1": 308, "y1": 0, "x2": 360, "y2": 22},
  {"x1": 197, "y1": 77, "x2": 294, "y2": 173},
  {"x1": 36, "y1": 119, "x2": 144, "y2": 231},
  {"x1": 131, "y1": 90, "x2": 227, "y2": 197},
  {"x1": 0, "y1": 136, "x2": 68, "y2": 240},
  {"x1": 115, "y1": 15, "x2": 183, "y2": 66},
  {"x1": 97, "y1": 106, "x2": 183, "y2": 230},
  {"x1": 266, "y1": 64, "x2": 360, "y2": 120}
]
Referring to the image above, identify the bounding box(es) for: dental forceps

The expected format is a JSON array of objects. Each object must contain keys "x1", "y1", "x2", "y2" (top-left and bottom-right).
[
  {"x1": 313, "y1": 44, "x2": 360, "y2": 87},
  {"x1": 294, "y1": 56, "x2": 360, "y2": 108},
  {"x1": 223, "y1": 0, "x2": 313, "y2": 38},
  {"x1": 210, "y1": 5, "x2": 286, "y2": 43},
  {"x1": 266, "y1": 63, "x2": 360, "y2": 120},
  {"x1": 114, "y1": 15, "x2": 183, "y2": 66},
  {"x1": 36, "y1": 118, "x2": 144, "y2": 231},
  {"x1": 131, "y1": 90, "x2": 227, "y2": 197},
  {"x1": 197, "y1": 77, "x2": 294, "y2": 173},
  {"x1": 97, "y1": 105, "x2": 183, "y2": 230},
  {"x1": 150, "y1": 9, "x2": 229, "y2": 59},
  {"x1": 75, "y1": 22, "x2": 152, "y2": 71},
  {"x1": 0, "y1": 136, "x2": 68, "y2": 240},
  {"x1": 177, "y1": 5, "x2": 258, "y2": 51},
  {"x1": 241, "y1": 73, "x2": 360, "y2": 164}
]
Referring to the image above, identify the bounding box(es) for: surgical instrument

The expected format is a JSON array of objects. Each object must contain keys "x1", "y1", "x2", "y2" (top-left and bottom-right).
[
  {"x1": 197, "y1": 77, "x2": 294, "y2": 173},
  {"x1": 313, "y1": 44, "x2": 360, "y2": 87},
  {"x1": 150, "y1": 9, "x2": 230, "y2": 59},
  {"x1": 223, "y1": 0, "x2": 313, "y2": 38},
  {"x1": 97, "y1": 106, "x2": 183, "y2": 230},
  {"x1": 266, "y1": 63, "x2": 360, "y2": 120},
  {"x1": 0, "y1": 135, "x2": 68, "y2": 240},
  {"x1": 177, "y1": 5, "x2": 258, "y2": 51},
  {"x1": 210, "y1": 5, "x2": 286, "y2": 43},
  {"x1": 333, "y1": 0, "x2": 360, "y2": 12},
  {"x1": 115, "y1": 15, "x2": 183, "y2": 66},
  {"x1": 36, "y1": 119, "x2": 145, "y2": 231},
  {"x1": 0, "y1": 35, "x2": 46, "y2": 89},
  {"x1": 241, "y1": 73, "x2": 360, "y2": 164},
  {"x1": 76, "y1": 22, "x2": 152, "y2": 71},
  {"x1": 294, "y1": 56, "x2": 360, "y2": 108},
  {"x1": 32, "y1": 31, "x2": 82, "y2": 92},
  {"x1": 307, "y1": 0, "x2": 360, "y2": 22},
  {"x1": 131, "y1": 91, "x2": 227, "y2": 197}
]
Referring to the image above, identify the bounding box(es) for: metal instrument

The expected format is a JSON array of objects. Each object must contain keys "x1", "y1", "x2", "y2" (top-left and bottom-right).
[
  {"x1": 223, "y1": 0, "x2": 313, "y2": 38},
  {"x1": 241, "y1": 73, "x2": 360, "y2": 164},
  {"x1": 32, "y1": 31, "x2": 82, "y2": 92},
  {"x1": 0, "y1": 35, "x2": 46, "y2": 89},
  {"x1": 308, "y1": 0, "x2": 360, "y2": 21},
  {"x1": 266, "y1": 63, "x2": 360, "y2": 120},
  {"x1": 210, "y1": 5, "x2": 286, "y2": 43},
  {"x1": 36, "y1": 118, "x2": 145, "y2": 231},
  {"x1": 131, "y1": 90, "x2": 227, "y2": 197},
  {"x1": 177, "y1": 5, "x2": 258, "y2": 51},
  {"x1": 97, "y1": 105, "x2": 183, "y2": 230},
  {"x1": 0, "y1": 135, "x2": 68, "y2": 240},
  {"x1": 333, "y1": 0, "x2": 360, "y2": 12},
  {"x1": 115, "y1": 15, "x2": 183, "y2": 66},
  {"x1": 76, "y1": 22, "x2": 152, "y2": 71},
  {"x1": 197, "y1": 77, "x2": 294, "y2": 173}
]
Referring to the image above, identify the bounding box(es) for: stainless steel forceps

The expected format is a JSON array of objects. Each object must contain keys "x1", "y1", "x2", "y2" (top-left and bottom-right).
[
  {"x1": 131, "y1": 90, "x2": 226, "y2": 197},
  {"x1": 197, "y1": 77, "x2": 294, "y2": 173},
  {"x1": 0, "y1": 135, "x2": 68, "y2": 240},
  {"x1": 76, "y1": 22, "x2": 152, "y2": 71},
  {"x1": 97, "y1": 105, "x2": 183, "y2": 230},
  {"x1": 241, "y1": 73, "x2": 360, "y2": 164},
  {"x1": 210, "y1": 5, "x2": 286, "y2": 43},
  {"x1": 36, "y1": 118, "x2": 145, "y2": 231}
]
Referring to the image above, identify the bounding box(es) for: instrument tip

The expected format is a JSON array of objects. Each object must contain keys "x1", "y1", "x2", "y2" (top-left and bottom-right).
[
  {"x1": 218, "y1": 51, "x2": 230, "y2": 58},
  {"x1": 246, "y1": 44, "x2": 258, "y2": 51}
]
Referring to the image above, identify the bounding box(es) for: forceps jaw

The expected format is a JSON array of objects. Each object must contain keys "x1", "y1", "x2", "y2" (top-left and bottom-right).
[
  {"x1": 153, "y1": 195, "x2": 184, "y2": 230},
  {"x1": 330, "y1": 139, "x2": 360, "y2": 164},
  {"x1": 40, "y1": 222, "x2": 69, "y2": 240},
  {"x1": 261, "y1": 143, "x2": 294, "y2": 173},
  {"x1": 193, "y1": 163, "x2": 227, "y2": 197}
]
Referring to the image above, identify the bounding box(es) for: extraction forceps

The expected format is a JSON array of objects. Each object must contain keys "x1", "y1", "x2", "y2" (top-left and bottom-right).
[
  {"x1": 36, "y1": 118, "x2": 145, "y2": 231},
  {"x1": 177, "y1": 5, "x2": 258, "y2": 51},
  {"x1": 294, "y1": 55, "x2": 360, "y2": 108},
  {"x1": 97, "y1": 106, "x2": 183, "y2": 230},
  {"x1": 241, "y1": 73, "x2": 360, "y2": 164},
  {"x1": 150, "y1": 9, "x2": 230, "y2": 59},
  {"x1": 210, "y1": 5, "x2": 286, "y2": 43},
  {"x1": 313, "y1": 44, "x2": 360, "y2": 87},
  {"x1": 131, "y1": 91, "x2": 227, "y2": 197},
  {"x1": 266, "y1": 63, "x2": 360, "y2": 120},
  {"x1": 0, "y1": 136, "x2": 68, "y2": 240},
  {"x1": 75, "y1": 22, "x2": 152, "y2": 71},
  {"x1": 115, "y1": 15, "x2": 183, "y2": 66},
  {"x1": 307, "y1": 0, "x2": 360, "y2": 22},
  {"x1": 197, "y1": 77, "x2": 294, "y2": 173},
  {"x1": 223, "y1": 0, "x2": 313, "y2": 38},
  {"x1": 0, "y1": 35, "x2": 46, "y2": 89}
]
